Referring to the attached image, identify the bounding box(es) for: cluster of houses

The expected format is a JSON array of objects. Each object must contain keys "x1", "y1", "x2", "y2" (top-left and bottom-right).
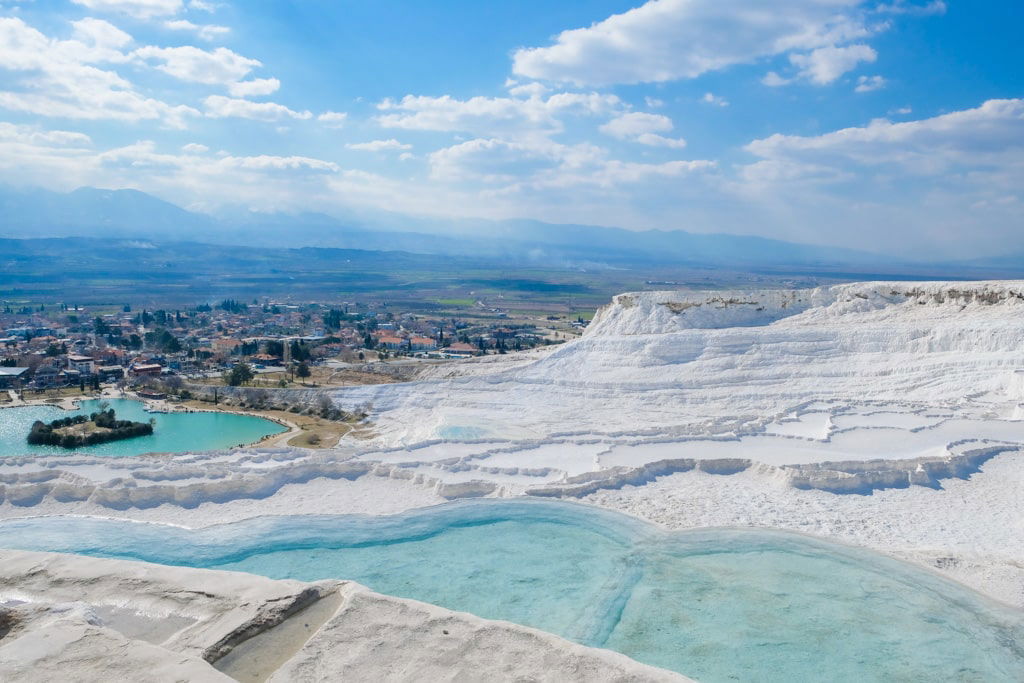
[
  {"x1": 0, "y1": 299, "x2": 565, "y2": 391},
  {"x1": 371, "y1": 331, "x2": 480, "y2": 357}
]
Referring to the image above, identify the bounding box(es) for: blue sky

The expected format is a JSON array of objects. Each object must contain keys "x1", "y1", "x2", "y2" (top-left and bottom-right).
[{"x1": 0, "y1": 0, "x2": 1021, "y2": 257}]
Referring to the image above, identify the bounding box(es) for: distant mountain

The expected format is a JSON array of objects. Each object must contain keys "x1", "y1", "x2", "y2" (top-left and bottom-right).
[
  {"x1": 0, "y1": 184, "x2": 924, "y2": 270},
  {"x1": 0, "y1": 186, "x2": 215, "y2": 237}
]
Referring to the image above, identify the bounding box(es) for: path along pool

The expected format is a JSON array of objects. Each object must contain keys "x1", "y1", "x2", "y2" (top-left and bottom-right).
[
  {"x1": 1, "y1": 499, "x2": 1021, "y2": 681},
  {"x1": 0, "y1": 398, "x2": 285, "y2": 457}
]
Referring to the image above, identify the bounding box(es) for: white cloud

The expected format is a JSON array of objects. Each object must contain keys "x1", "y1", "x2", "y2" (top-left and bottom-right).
[
  {"x1": 0, "y1": 123, "x2": 97, "y2": 187},
  {"x1": 163, "y1": 19, "x2": 229, "y2": 41},
  {"x1": 600, "y1": 112, "x2": 671, "y2": 138},
  {"x1": 507, "y1": 82, "x2": 548, "y2": 98},
  {"x1": 0, "y1": 122, "x2": 92, "y2": 147},
  {"x1": 377, "y1": 92, "x2": 621, "y2": 137},
  {"x1": 429, "y1": 136, "x2": 710, "y2": 191},
  {"x1": 789, "y1": 44, "x2": 877, "y2": 85},
  {"x1": 217, "y1": 155, "x2": 339, "y2": 173},
  {"x1": 228, "y1": 78, "x2": 280, "y2": 97},
  {"x1": 346, "y1": 139, "x2": 412, "y2": 152},
  {"x1": 0, "y1": 17, "x2": 197, "y2": 127},
  {"x1": 745, "y1": 99, "x2": 1024, "y2": 175},
  {"x1": 181, "y1": 142, "x2": 208, "y2": 153},
  {"x1": 875, "y1": 0, "x2": 946, "y2": 15},
  {"x1": 188, "y1": 0, "x2": 216, "y2": 11},
  {"x1": 855, "y1": 74, "x2": 887, "y2": 92},
  {"x1": 70, "y1": 0, "x2": 183, "y2": 19},
  {"x1": 512, "y1": 0, "x2": 872, "y2": 86},
  {"x1": 644, "y1": 96, "x2": 664, "y2": 108},
  {"x1": 762, "y1": 71, "x2": 791, "y2": 87},
  {"x1": 317, "y1": 111, "x2": 348, "y2": 128},
  {"x1": 635, "y1": 133, "x2": 688, "y2": 149},
  {"x1": 71, "y1": 17, "x2": 133, "y2": 56},
  {"x1": 429, "y1": 138, "x2": 564, "y2": 183},
  {"x1": 134, "y1": 45, "x2": 260, "y2": 85},
  {"x1": 701, "y1": 92, "x2": 728, "y2": 107},
  {"x1": 204, "y1": 95, "x2": 312, "y2": 121},
  {"x1": 732, "y1": 98, "x2": 1024, "y2": 255},
  {"x1": 600, "y1": 112, "x2": 686, "y2": 148}
]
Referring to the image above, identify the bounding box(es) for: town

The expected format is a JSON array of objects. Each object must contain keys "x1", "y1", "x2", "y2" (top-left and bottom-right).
[{"x1": 0, "y1": 298, "x2": 589, "y2": 395}]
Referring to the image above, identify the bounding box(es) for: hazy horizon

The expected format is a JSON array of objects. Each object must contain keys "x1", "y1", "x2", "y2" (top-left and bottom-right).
[{"x1": 0, "y1": 1, "x2": 1021, "y2": 259}]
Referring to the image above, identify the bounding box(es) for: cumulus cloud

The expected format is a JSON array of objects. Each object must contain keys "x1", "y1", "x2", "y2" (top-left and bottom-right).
[
  {"x1": 0, "y1": 122, "x2": 92, "y2": 147},
  {"x1": 512, "y1": 0, "x2": 873, "y2": 86},
  {"x1": 745, "y1": 99, "x2": 1024, "y2": 175},
  {"x1": 70, "y1": 0, "x2": 183, "y2": 19},
  {"x1": 701, "y1": 92, "x2": 729, "y2": 107},
  {"x1": 762, "y1": 71, "x2": 791, "y2": 87},
  {"x1": 181, "y1": 142, "x2": 208, "y2": 153},
  {"x1": 227, "y1": 78, "x2": 280, "y2": 97},
  {"x1": 203, "y1": 95, "x2": 312, "y2": 121},
  {"x1": 507, "y1": 82, "x2": 549, "y2": 98},
  {"x1": 789, "y1": 44, "x2": 877, "y2": 85},
  {"x1": 875, "y1": 0, "x2": 946, "y2": 15},
  {"x1": 346, "y1": 139, "x2": 412, "y2": 152},
  {"x1": 729, "y1": 98, "x2": 1024, "y2": 255},
  {"x1": 217, "y1": 154, "x2": 339, "y2": 173},
  {"x1": 600, "y1": 112, "x2": 687, "y2": 148},
  {"x1": 163, "y1": 19, "x2": 229, "y2": 41},
  {"x1": 429, "y1": 136, "x2": 711, "y2": 191},
  {"x1": 317, "y1": 111, "x2": 348, "y2": 128},
  {"x1": 134, "y1": 45, "x2": 260, "y2": 85},
  {"x1": 855, "y1": 75, "x2": 887, "y2": 92},
  {"x1": 377, "y1": 92, "x2": 621, "y2": 137},
  {"x1": 429, "y1": 138, "x2": 565, "y2": 182},
  {"x1": 0, "y1": 17, "x2": 197, "y2": 127},
  {"x1": 0, "y1": 123, "x2": 97, "y2": 188}
]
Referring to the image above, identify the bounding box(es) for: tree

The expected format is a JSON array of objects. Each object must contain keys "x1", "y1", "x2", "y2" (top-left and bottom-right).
[
  {"x1": 290, "y1": 340, "x2": 310, "y2": 362},
  {"x1": 224, "y1": 363, "x2": 254, "y2": 387},
  {"x1": 265, "y1": 340, "x2": 284, "y2": 358},
  {"x1": 296, "y1": 362, "x2": 311, "y2": 380}
]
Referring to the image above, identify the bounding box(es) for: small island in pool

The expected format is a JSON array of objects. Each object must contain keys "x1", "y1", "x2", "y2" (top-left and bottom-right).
[{"x1": 27, "y1": 408, "x2": 154, "y2": 449}]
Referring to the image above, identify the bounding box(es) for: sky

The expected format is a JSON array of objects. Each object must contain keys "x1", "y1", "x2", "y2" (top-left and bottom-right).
[{"x1": 0, "y1": 0, "x2": 1021, "y2": 257}]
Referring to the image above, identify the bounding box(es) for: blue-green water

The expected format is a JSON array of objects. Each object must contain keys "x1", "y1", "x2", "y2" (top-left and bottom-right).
[
  {"x1": 0, "y1": 499, "x2": 1021, "y2": 681},
  {"x1": 0, "y1": 399, "x2": 285, "y2": 457}
]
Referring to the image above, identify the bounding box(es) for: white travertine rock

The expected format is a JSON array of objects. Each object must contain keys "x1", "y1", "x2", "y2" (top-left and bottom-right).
[
  {"x1": 0, "y1": 549, "x2": 688, "y2": 683},
  {"x1": 4, "y1": 282, "x2": 1024, "y2": 612}
]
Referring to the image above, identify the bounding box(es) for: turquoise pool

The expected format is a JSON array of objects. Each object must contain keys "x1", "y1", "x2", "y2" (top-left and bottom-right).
[
  {"x1": 0, "y1": 398, "x2": 285, "y2": 457},
  {"x1": 0, "y1": 499, "x2": 1020, "y2": 681}
]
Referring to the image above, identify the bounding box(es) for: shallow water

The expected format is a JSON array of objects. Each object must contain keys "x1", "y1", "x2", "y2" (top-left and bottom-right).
[
  {"x1": 0, "y1": 499, "x2": 1021, "y2": 681},
  {"x1": 0, "y1": 398, "x2": 285, "y2": 457}
]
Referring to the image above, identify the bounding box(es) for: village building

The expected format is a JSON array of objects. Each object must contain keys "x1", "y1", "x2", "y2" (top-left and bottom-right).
[{"x1": 0, "y1": 367, "x2": 28, "y2": 389}]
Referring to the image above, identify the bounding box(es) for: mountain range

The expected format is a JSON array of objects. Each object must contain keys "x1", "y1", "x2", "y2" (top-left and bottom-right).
[{"x1": 0, "y1": 185, "x2": 1014, "y2": 275}]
